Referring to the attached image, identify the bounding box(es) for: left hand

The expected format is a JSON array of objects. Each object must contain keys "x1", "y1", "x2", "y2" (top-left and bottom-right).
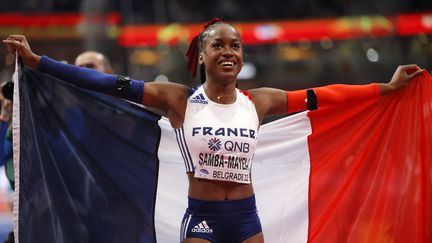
[
  {"x1": 380, "y1": 64, "x2": 423, "y2": 95},
  {"x1": 3, "y1": 35, "x2": 41, "y2": 69}
]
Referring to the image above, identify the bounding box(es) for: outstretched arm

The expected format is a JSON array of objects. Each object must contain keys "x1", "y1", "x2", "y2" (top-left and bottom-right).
[
  {"x1": 3, "y1": 35, "x2": 190, "y2": 116},
  {"x1": 39, "y1": 56, "x2": 144, "y2": 103},
  {"x1": 3, "y1": 35, "x2": 144, "y2": 103},
  {"x1": 251, "y1": 64, "x2": 423, "y2": 119},
  {"x1": 286, "y1": 83, "x2": 380, "y2": 113}
]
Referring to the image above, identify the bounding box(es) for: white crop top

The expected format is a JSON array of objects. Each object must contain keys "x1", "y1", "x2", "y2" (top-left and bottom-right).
[{"x1": 174, "y1": 85, "x2": 259, "y2": 184}]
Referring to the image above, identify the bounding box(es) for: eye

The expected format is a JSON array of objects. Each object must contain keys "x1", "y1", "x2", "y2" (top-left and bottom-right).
[
  {"x1": 212, "y1": 42, "x2": 222, "y2": 48},
  {"x1": 232, "y1": 42, "x2": 241, "y2": 49}
]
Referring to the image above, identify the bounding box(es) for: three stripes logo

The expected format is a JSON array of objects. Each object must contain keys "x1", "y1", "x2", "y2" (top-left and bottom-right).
[
  {"x1": 191, "y1": 220, "x2": 213, "y2": 233},
  {"x1": 190, "y1": 94, "x2": 208, "y2": 104}
]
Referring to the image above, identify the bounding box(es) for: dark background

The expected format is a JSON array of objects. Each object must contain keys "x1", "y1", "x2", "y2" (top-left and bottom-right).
[{"x1": 0, "y1": 0, "x2": 431, "y2": 90}]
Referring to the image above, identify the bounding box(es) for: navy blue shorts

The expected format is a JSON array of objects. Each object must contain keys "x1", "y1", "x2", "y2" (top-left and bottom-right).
[{"x1": 180, "y1": 195, "x2": 262, "y2": 243}]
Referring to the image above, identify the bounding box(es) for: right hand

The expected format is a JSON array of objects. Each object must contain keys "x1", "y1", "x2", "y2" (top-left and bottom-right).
[
  {"x1": 379, "y1": 64, "x2": 424, "y2": 95},
  {"x1": 3, "y1": 35, "x2": 41, "y2": 69}
]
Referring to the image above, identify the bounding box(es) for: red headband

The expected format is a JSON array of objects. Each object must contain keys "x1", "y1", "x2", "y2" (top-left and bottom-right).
[{"x1": 186, "y1": 18, "x2": 223, "y2": 77}]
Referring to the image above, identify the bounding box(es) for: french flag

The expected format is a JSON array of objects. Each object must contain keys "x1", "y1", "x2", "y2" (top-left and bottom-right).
[{"x1": 12, "y1": 63, "x2": 432, "y2": 243}]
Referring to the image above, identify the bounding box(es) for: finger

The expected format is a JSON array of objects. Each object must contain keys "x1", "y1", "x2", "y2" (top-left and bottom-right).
[
  {"x1": 402, "y1": 64, "x2": 421, "y2": 75},
  {"x1": 413, "y1": 69, "x2": 424, "y2": 76},
  {"x1": 6, "y1": 36, "x2": 29, "y2": 52},
  {"x1": 7, "y1": 35, "x2": 26, "y2": 42},
  {"x1": 401, "y1": 64, "x2": 420, "y2": 69},
  {"x1": 407, "y1": 69, "x2": 424, "y2": 79},
  {"x1": 3, "y1": 39, "x2": 23, "y2": 51},
  {"x1": 3, "y1": 39, "x2": 21, "y2": 45}
]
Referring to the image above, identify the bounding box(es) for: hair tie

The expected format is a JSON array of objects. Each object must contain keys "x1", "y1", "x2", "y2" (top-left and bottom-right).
[
  {"x1": 186, "y1": 18, "x2": 224, "y2": 77},
  {"x1": 204, "y1": 18, "x2": 223, "y2": 29}
]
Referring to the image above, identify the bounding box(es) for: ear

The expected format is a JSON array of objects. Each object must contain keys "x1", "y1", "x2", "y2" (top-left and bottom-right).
[{"x1": 199, "y1": 52, "x2": 204, "y2": 65}]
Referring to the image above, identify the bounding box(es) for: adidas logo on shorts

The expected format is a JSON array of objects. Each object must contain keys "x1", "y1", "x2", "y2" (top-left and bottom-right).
[
  {"x1": 191, "y1": 220, "x2": 213, "y2": 233},
  {"x1": 190, "y1": 94, "x2": 208, "y2": 104}
]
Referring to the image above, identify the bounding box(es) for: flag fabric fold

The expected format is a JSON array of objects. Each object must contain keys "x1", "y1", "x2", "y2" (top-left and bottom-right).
[
  {"x1": 13, "y1": 64, "x2": 162, "y2": 243},
  {"x1": 12, "y1": 63, "x2": 432, "y2": 243},
  {"x1": 307, "y1": 72, "x2": 432, "y2": 243}
]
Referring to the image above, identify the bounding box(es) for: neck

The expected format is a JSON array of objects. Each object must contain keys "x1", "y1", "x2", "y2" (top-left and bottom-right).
[{"x1": 204, "y1": 82, "x2": 237, "y2": 104}]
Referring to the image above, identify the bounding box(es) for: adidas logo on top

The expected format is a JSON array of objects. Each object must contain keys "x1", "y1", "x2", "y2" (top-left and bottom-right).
[
  {"x1": 190, "y1": 94, "x2": 208, "y2": 104},
  {"x1": 191, "y1": 220, "x2": 213, "y2": 233}
]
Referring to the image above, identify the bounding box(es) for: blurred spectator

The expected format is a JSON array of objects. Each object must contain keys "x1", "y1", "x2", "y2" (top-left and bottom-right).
[{"x1": 74, "y1": 51, "x2": 113, "y2": 74}]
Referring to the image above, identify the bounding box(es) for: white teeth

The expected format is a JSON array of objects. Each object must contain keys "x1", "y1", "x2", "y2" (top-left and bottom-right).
[{"x1": 221, "y1": 61, "x2": 234, "y2": 66}]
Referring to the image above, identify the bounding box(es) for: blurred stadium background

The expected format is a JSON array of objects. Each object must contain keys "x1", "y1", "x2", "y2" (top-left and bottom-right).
[{"x1": 0, "y1": 0, "x2": 431, "y2": 241}]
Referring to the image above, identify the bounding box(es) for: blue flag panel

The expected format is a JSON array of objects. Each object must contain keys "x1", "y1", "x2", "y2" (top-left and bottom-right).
[{"x1": 17, "y1": 64, "x2": 161, "y2": 243}]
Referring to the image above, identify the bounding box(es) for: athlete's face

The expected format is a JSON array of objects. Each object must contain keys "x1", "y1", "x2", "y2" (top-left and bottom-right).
[{"x1": 199, "y1": 24, "x2": 243, "y2": 82}]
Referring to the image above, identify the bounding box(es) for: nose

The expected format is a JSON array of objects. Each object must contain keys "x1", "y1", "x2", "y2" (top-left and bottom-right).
[{"x1": 222, "y1": 46, "x2": 234, "y2": 57}]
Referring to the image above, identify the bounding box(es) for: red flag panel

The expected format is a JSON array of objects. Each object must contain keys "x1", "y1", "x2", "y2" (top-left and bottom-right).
[{"x1": 307, "y1": 72, "x2": 432, "y2": 243}]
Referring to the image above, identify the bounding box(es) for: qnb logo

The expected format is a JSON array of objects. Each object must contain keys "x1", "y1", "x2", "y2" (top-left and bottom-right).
[
  {"x1": 191, "y1": 220, "x2": 213, "y2": 234},
  {"x1": 208, "y1": 138, "x2": 222, "y2": 151},
  {"x1": 190, "y1": 94, "x2": 208, "y2": 104}
]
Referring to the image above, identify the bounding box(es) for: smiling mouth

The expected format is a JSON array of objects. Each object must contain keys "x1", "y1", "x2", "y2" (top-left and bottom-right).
[{"x1": 219, "y1": 61, "x2": 235, "y2": 67}]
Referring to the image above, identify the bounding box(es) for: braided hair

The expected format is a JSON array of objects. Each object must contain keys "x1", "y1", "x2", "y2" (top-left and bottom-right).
[{"x1": 186, "y1": 18, "x2": 226, "y2": 83}]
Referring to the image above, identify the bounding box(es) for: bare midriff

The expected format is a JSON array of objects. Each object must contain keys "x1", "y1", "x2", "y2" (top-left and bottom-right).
[{"x1": 187, "y1": 173, "x2": 254, "y2": 201}]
